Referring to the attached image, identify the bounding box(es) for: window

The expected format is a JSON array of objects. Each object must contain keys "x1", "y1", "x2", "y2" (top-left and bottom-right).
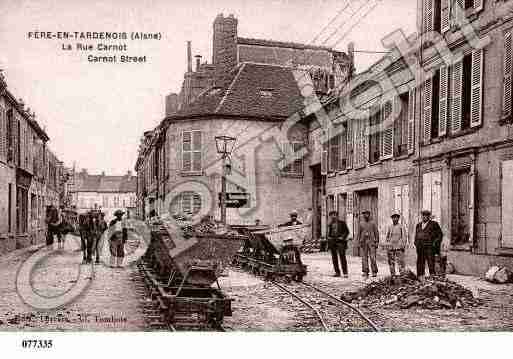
[
  {"x1": 424, "y1": 0, "x2": 484, "y2": 34},
  {"x1": 352, "y1": 117, "x2": 368, "y2": 169},
  {"x1": 172, "y1": 191, "x2": 201, "y2": 216},
  {"x1": 327, "y1": 124, "x2": 349, "y2": 172},
  {"x1": 6, "y1": 109, "x2": 13, "y2": 162},
  {"x1": 282, "y1": 141, "x2": 304, "y2": 176},
  {"x1": 182, "y1": 130, "x2": 202, "y2": 173},
  {"x1": 394, "y1": 92, "x2": 410, "y2": 157},
  {"x1": 423, "y1": 49, "x2": 483, "y2": 142}
]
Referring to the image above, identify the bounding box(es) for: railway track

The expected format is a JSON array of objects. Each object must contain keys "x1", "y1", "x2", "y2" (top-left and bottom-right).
[{"x1": 269, "y1": 279, "x2": 380, "y2": 332}]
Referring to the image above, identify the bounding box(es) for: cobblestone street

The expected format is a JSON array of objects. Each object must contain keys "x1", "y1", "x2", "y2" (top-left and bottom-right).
[{"x1": 0, "y1": 234, "x2": 146, "y2": 331}]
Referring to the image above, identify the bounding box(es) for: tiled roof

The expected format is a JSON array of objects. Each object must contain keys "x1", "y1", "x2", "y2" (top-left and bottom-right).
[
  {"x1": 74, "y1": 174, "x2": 136, "y2": 193},
  {"x1": 174, "y1": 62, "x2": 305, "y2": 119},
  {"x1": 237, "y1": 37, "x2": 332, "y2": 51}
]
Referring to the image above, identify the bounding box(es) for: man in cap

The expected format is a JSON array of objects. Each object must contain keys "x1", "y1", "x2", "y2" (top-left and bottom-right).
[
  {"x1": 357, "y1": 210, "x2": 380, "y2": 279},
  {"x1": 108, "y1": 209, "x2": 128, "y2": 267},
  {"x1": 414, "y1": 209, "x2": 443, "y2": 279},
  {"x1": 279, "y1": 210, "x2": 303, "y2": 227},
  {"x1": 327, "y1": 210, "x2": 350, "y2": 277},
  {"x1": 384, "y1": 212, "x2": 408, "y2": 276}
]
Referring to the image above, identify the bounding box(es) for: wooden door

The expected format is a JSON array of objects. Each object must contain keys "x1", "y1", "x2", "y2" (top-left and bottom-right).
[{"x1": 451, "y1": 169, "x2": 470, "y2": 245}]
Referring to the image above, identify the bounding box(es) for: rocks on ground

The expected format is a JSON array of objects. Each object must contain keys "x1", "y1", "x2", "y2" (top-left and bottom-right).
[{"x1": 340, "y1": 270, "x2": 481, "y2": 310}]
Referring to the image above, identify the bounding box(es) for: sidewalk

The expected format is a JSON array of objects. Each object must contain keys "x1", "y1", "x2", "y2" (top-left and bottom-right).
[{"x1": 0, "y1": 234, "x2": 147, "y2": 331}]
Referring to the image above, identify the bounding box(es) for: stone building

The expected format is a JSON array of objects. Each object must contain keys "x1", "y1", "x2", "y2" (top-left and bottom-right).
[
  {"x1": 0, "y1": 71, "x2": 67, "y2": 254},
  {"x1": 70, "y1": 169, "x2": 137, "y2": 221},
  {"x1": 413, "y1": 0, "x2": 513, "y2": 275},
  {"x1": 135, "y1": 14, "x2": 354, "y2": 225}
]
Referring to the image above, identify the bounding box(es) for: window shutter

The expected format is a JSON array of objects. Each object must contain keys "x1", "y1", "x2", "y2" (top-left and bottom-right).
[
  {"x1": 339, "y1": 125, "x2": 347, "y2": 169},
  {"x1": 439, "y1": 65, "x2": 449, "y2": 136},
  {"x1": 441, "y1": 0, "x2": 450, "y2": 33},
  {"x1": 381, "y1": 100, "x2": 394, "y2": 159},
  {"x1": 329, "y1": 134, "x2": 339, "y2": 172},
  {"x1": 363, "y1": 117, "x2": 369, "y2": 166},
  {"x1": 192, "y1": 152, "x2": 201, "y2": 172},
  {"x1": 503, "y1": 32, "x2": 512, "y2": 120},
  {"x1": 321, "y1": 149, "x2": 328, "y2": 175},
  {"x1": 423, "y1": 78, "x2": 433, "y2": 143},
  {"x1": 424, "y1": 0, "x2": 434, "y2": 33},
  {"x1": 407, "y1": 88, "x2": 415, "y2": 154},
  {"x1": 473, "y1": 0, "x2": 483, "y2": 13},
  {"x1": 393, "y1": 186, "x2": 402, "y2": 215},
  {"x1": 451, "y1": 60, "x2": 463, "y2": 133},
  {"x1": 346, "y1": 120, "x2": 353, "y2": 169},
  {"x1": 471, "y1": 49, "x2": 484, "y2": 128},
  {"x1": 192, "y1": 130, "x2": 201, "y2": 151}
]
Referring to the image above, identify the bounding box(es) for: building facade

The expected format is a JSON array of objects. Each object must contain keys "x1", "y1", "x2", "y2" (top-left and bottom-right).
[
  {"x1": 0, "y1": 71, "x2": 67, "y2": 254},
  {"x1": 70, "y1": 169, "x2": 137, "y2": 221},
  {"x1": 413, "y1": 0, "x2": 513, "y2": 274},
  {"x1": 135, "y1": 14, "x2": 354, "y2": 226}
]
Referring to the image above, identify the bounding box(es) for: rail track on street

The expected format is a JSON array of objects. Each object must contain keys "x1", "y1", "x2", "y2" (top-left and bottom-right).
[{"x1": 269, "y1": 279, "x2": 380, "y2": 332}]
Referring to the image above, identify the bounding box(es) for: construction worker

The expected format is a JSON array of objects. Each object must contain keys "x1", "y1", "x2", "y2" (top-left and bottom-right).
[
  {"x1": 327, "y1": 210, "x2": 350, "y2": 278},
  {"x1": 357, "y1": 210, "x2": 379, "y2": 279},
  {"x1": 384, "y1": 212, "x2": 408, "y2": 276},
  {"x1": 414, "y1": 209, "x2": 443, "y2": 279},
  {"x1": 108, "y1": 209, "x2": 128, "y2": 268}
]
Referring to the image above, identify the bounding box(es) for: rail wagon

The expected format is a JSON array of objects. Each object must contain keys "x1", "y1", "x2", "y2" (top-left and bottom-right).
[
  {"x1": 140, "y1": 221, "x2": 245, "y2": 329},
  {"x1": 232, "y1": 224, "x2": 308, "y2": 281}
]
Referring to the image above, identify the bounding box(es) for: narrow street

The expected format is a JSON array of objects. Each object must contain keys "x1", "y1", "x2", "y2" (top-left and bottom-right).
[
  {"x1": 0, "y1": 234, "x2": 146, "y2": 331},
  {"x1": 2, "y1": 237, "x2": 512, "y2": 332}
]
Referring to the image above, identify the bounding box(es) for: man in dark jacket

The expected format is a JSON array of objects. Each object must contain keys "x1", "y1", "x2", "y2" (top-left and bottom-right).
[
  {"x1": 414, "y1": 209, "x2": 443, "y2": 279},
  {"x1": 358, "y1": 210, "x2": 380, "y2": 278},
  {"x1": 327, "y1": 210, "x2": 350, "y2": 277}
]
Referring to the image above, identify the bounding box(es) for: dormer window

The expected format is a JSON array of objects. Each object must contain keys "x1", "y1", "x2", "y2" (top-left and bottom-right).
[{"x1": 258, "y1": 89, "x2": 274, "y2": 98}]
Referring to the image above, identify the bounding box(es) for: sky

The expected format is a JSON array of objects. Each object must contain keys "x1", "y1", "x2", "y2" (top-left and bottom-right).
[{"x1": 0, "y1": 0, "x2": 416, "y2": 176}]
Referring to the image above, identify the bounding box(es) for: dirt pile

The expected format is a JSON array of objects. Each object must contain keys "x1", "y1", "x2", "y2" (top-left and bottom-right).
[{"x1": 341, "y1": 271, "x2": 481, "y2": 310}]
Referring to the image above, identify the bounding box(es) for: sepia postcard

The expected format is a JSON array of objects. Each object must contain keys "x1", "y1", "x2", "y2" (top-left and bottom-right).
[{"x1": 1, "y1": 0, "x2": 513, "y2": 356}]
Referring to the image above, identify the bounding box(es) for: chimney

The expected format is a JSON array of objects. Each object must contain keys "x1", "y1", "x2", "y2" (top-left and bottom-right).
[
  {"x1": 213, "y1": 13, "x2": 238, "y2": 87},
  {"x1": 195, "y1": 55, "x2": 202, "y2": 72},
  {"x1": 187, "y1": 41, "x2": 192, "y2": 72}
]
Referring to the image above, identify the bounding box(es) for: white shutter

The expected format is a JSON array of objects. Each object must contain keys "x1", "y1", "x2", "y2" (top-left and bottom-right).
[
  {"x1": 439, "y1": 65, "x2": 449, "y2": 136},
  {"x1": 346, "y1": 121, "x2": 353, "y2": 169},
  {"x1": 422, "y1": 172, "x2": 433, "y2": 214},
  {"x1": 424, "y1": 0, "x2": 434, "y2": 33},
  {"x1": 402, "y1": 185, "x2": 410, "y2": 228},
  {"x1": 451, "y1": 60, "x2": 463, "y2": 133},
  {"x1": 329, "y1": 133, "x2": 339, "y2": 172},
  {"x1": 503, "y1": 32, "x2": 512, "y2": 120},
  {"x1": 321, "y1": 149, "x2": 328, "y2": 175},
  {"x1": 471, "y1": 49, "x2": 484, "y2": 128},
  {"x1": 473, "y1": 0, "x2": 483, "y2": 13},
  {"x1": 441, "y1": 0, "x2": 450, "y2": 33},
  {"x1": 393, "y1": 186, "x2": 402, "y2": 215},
  {"x1": 363, "y1": 117, "x2": 370, "y2": 166},
  {"x1": 381, "y1": 100, "x2": 394, "y2": 159},
  {"x1": 407, "y1": 88, "x2": 415, "y2": 154},
  {"x1": 293, "y1": 142, "x2": 303, "y2": 175},
  {"x1": 423, "y1": 78, "x2": 433, "y2": 142},
  {"x1": 501, "y1": 160, "x2": 513, "y2": 248},
  {"x1": 182, "y1": 131, "x2": 192, "y2": 172},
  {"x1": 431, "y1": 171, "x2": 442, "y2": 223}
]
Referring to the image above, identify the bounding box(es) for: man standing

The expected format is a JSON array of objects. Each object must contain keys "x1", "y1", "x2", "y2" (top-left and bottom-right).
[
  {"x1": 357, "y1": 210, "x2": 379, "y2": 279},
  {"x1": 108, "y1": 209, "x2": 128, "y2": 268},
  {"x1": 414, "y1": 210, "x2": 443, "y2": 279},
  {"x1": 279, "y1": 210, "x2": 302, "y2": 227},
  {"x1": 384, "y1": 213, "x2": 408, "y2": 276},
  {"x1": 94, "y1": 212, "x2": 108, "y2": 264},
  {"x1": 327, "y1": 210, "x2": 350, "y2": 278}
]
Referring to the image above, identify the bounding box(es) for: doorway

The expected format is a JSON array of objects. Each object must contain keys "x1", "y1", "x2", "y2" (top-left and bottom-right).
[
  {"x1": 311, "y1": 164, "x2": 324, "y2": 241},
  {"x1": 451, "y1": 168, "x2": 471, "y2": 246},
  {"x1": 354, "y1": 188, "x2": 379, "y2": 256}
]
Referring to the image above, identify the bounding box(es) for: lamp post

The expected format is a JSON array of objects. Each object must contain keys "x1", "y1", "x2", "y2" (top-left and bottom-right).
[{"x1": 215, "y1": 135, "x2": 236, "y2": 225}]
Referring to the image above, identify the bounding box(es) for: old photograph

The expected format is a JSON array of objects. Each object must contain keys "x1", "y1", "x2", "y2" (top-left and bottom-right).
[{"x1": 1, "y1": 0, "x2": 513, "y2": 342}]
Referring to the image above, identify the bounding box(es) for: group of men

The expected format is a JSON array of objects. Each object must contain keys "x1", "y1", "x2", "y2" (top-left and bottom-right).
[
  {"x1": 326, "y1": 208, "x2": 444, "y2": 280},
  {"x1": 78, "y1": 209, "x2": 128, "y2": 267}
]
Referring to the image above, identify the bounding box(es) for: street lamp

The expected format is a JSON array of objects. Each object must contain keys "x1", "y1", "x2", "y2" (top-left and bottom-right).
[{"x1": 215, "y1": 135, "x2": 236, "y2": 225}]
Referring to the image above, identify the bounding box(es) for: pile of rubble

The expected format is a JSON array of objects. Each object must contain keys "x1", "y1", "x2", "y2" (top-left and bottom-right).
[
  {"x1": 169, "y1": 214, "x2": 240, "y2": 237},
  {"x1": 341, "y1": 271, "x2": 481, "y2": 310}
]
